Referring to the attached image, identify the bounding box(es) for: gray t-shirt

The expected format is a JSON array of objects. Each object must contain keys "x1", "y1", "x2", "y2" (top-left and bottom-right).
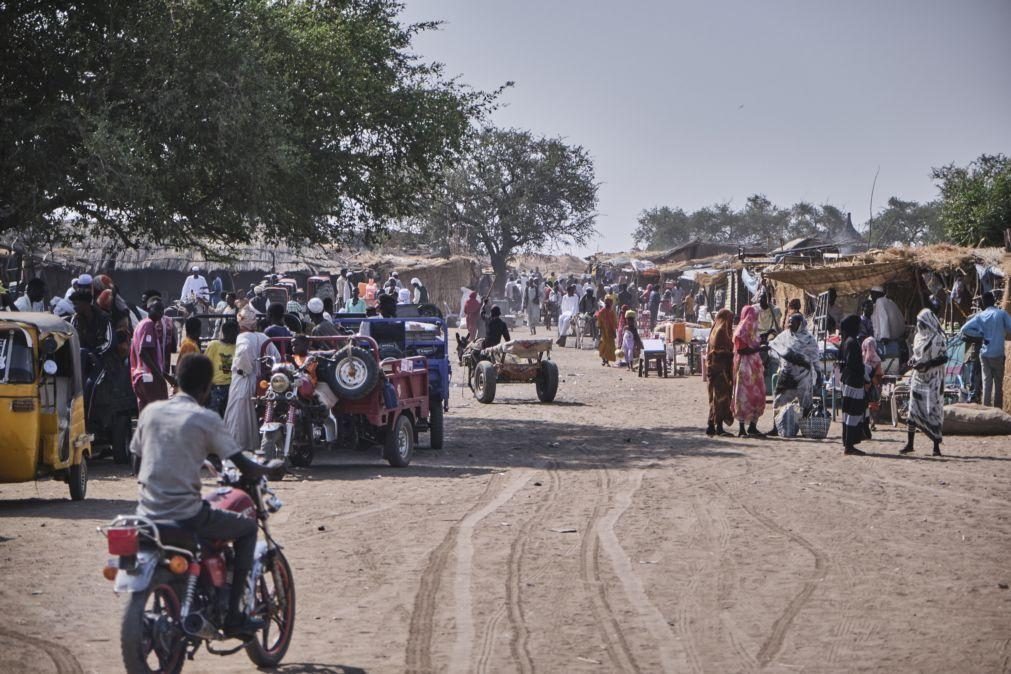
[{"x1": 131, "y1": 393, "x2": 242, "y2": 521}]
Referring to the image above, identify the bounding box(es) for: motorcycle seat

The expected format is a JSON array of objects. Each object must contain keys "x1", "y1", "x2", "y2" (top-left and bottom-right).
[{"x1": 153, "y1": 523, "x2": 199, "y2": 551}]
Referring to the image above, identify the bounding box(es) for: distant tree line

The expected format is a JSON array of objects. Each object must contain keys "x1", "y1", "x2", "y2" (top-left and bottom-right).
[{"x1": 633, "y1": 153, "x2": 1010, "y2": 251}]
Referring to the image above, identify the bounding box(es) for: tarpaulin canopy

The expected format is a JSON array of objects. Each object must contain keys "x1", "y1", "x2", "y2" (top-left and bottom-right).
[{"x1": 763, "y1": 261, "x2": 911, "y2": 295}]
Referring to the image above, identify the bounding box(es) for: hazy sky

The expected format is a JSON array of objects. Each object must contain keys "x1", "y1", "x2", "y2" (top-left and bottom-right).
[{"x1": 400, "y1": 0, "x2": 1011, "y2": 254}]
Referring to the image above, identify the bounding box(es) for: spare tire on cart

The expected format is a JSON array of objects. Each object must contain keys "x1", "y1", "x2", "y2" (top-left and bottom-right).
[{"x1": 330, "y1": 345, "x2": 380, "y2": 400}]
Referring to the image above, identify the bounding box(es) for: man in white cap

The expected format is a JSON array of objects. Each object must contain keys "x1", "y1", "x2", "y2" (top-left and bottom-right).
[
  {"x1": 411, "y1": 277, "x2": 429, "y2": 304},
  {"x1": 307, "y1": 297, "x2": 341, "y2": 337},
  {"x1": 65, "y1": 274, "x2": 93, "y2": 299},
  {"x1": 180, "y1": 266, "x2": 210, "y2": 305}
]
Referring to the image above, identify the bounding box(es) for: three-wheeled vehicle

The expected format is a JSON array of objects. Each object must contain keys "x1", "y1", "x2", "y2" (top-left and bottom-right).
[
  {"x1": 461, "y1": 337, "x2": 559, "y2": 404},
  {"x1": 258, "y1": 332, "x2": 437, "y2": 467},
  {"x1": 331, "y1": 313, "x2": 450, "y2": 449},
  {"x1": 0, "y1": 313, "x2": 93, "y2": 499}
]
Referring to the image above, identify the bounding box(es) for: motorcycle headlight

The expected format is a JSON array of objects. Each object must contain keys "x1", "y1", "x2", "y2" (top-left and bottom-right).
[{"x1": 270, "y1": 373, "x2": 290, "y2": 393}]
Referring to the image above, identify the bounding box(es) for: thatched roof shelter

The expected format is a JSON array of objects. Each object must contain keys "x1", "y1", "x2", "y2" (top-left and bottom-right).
[{"x1": 23, "y1": 239, "x2": 477, "y2": 309}]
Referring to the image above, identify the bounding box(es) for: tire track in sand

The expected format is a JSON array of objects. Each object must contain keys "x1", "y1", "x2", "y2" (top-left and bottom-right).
[
  {"x1": 581, "y1": 468, "x2": 641, "y2": 673},
  {"x1": 406, "y1": 472, "x2": 507, "y2": 674},
  {"x1": 0, "y1": 628, "x2": 83, "y2": 674},
  {"x1": 474, "y1": 461, "x2": 562, "y2": 674},
  {"x1": 501, "y1": 460, "x2": 562, "y2": 674},
  {"x1": 714, "y1": 482, "x2": 829, "y2": 667},
  {"x1": 447, "y1": 470, "x2": 534, "y2": 674},
  {"x1": 596, "y1": 470, "x2": 688, "y2": 673}
]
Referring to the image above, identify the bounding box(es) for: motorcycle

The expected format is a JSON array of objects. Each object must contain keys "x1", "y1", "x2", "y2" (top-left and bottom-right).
[
  {"x1": 99, "y1": 462, "x2": 294, "y2": 674},
  {"x1": 258, "y1": 356, "x2": 340, "y2": 468}
]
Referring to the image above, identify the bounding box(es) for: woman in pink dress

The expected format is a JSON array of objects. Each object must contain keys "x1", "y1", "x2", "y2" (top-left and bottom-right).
[
  {"x1": 733, "y1": 304, "x2": 767, "y2": 437},
  {"x1": 463, "y1": 291, "x2": 481, "y2": 340}
]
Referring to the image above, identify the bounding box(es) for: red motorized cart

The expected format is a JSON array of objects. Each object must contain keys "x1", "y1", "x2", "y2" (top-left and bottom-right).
[{"x1": 258, "y1": 335, "x2": 432, "y2": 467}]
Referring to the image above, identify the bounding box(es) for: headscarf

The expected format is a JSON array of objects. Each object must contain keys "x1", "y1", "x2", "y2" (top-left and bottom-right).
[
  {"x1": 94, "y1": 274, "x2": 114, "y2": 293},
  {"x1": 734, "y1": 304, "x2": 760, "y2": 349},
  {"x1": 708, "y1": 308, "x2": 735, "y2": 354},
  {"x1": 625, "y1": 309, "x2": 637, "y2": 319},
  {"x1": 97, "y1": 289, "x2": 114, "y2": 312},
  {"x1": 397, "y1": 287, "x2": 412, "y2": 304},
  {"x1": 839, "y1": 314, "x2": 861, "y2": 339},
  {"x1": 912, "y1": 308, "x2": 945, "y2": 364},
  {"x1": 463, "y1": 291, "x2": 480, "y2": 314},
  {"x1": 237, "y1": 305, "x2": 259, "y2": 331},
  {"x1": 862, "y1": 337, "x2": 882, "y2": 368},
  {"x1": 770, "y1": 314, "x2": 819, "y2": 368}
]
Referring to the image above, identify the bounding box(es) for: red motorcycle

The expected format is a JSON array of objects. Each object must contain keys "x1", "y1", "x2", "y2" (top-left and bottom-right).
[{"x1": 99, "y1": 462, "x2": 294, "y2": 674}]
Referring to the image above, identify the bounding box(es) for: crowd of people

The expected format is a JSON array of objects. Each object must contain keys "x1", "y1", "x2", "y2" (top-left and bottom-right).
[
  {"x1": 457, "y1": 271, "x2": 1011, "y2": 459},
  {"x1": 4, "y1": 263, "x2": 1009, "y2": 463},
  {"x1": 0, "y1": 266, "x2": 435, "y2": 453}
]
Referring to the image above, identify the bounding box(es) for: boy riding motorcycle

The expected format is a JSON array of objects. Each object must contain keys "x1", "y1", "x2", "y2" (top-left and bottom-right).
[{"x1": 130, "y1": 354, "x2": 285, "y2": 636}]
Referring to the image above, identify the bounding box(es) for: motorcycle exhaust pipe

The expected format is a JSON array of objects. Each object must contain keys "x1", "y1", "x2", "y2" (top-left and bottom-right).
[{"x1": 182, "y1": 613, "x2": 219, "y2": 640}]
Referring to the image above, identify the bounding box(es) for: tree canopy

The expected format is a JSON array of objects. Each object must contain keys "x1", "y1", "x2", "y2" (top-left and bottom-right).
[
  {"x1": 867, "y1": 197, "x2": 942, "y2": 248},
  {"x1": 0, "y1": 0, "x2": 496, "y2": 253},
  {"x1": 633, "y1": 196, "x2": 866, "y2": 251},
  {"x1": 932, "y1": 154, "x2": 1011, "y2": 247},
  {"x1": 633, "y1": 194, "x2": 944, "y2": 251},
  {"x1": 417, "y1": 127, "x2": 598, "y2": 292}
]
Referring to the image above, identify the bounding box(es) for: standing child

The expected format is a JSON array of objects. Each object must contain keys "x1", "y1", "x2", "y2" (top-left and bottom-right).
[
  {"x1": 861, "y1": 336, "x2": 884, "y2": 437},
  {"x1": 204, "y1": 321, "x2": 238, "y2": 417},
  {"x1": 621, "y1": 310, "x2": 643, "y2": 371},
  {"x1": 178, "y1": 317, "x2": 203, "y2": 359}
]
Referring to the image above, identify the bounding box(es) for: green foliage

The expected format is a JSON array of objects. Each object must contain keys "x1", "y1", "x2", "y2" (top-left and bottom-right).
[
  {"x1": 421, "y1": 127, "x2": 598, "y2": 290},
  {"x1": 868, "y1": 197, "x2": 943, "y2": 247},
  {"x1": 0, "y1": 0, "x2": 495, "y2": 252},
  {"x1": 633, "y1": 195, "x2": 862, "y2": 251},
  {"x1": 932, "y1": 154, "x2": 1011, "y2": 246}
]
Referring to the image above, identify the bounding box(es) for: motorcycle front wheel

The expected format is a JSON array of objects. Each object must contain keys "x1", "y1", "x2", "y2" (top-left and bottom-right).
[
  {"x1": 120, "y1": 572, "x2": 186, "y2": 674},
  {"x1": 245, "y1": 549, "x2": 296, "y2": 667}
]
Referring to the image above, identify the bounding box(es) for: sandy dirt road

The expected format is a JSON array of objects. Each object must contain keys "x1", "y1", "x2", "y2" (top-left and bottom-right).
[{"x1": 2, "y1": 328, "x2": 1010, "y2": 673}]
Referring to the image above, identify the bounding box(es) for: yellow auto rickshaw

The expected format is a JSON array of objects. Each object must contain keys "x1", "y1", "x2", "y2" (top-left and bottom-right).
[{"x1": 0, "y1": 312, "x2": 93, "y2": 500}]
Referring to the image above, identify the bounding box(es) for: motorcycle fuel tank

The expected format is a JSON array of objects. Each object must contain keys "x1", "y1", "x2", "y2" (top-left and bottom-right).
[{"x1": 205, "y1": 487, "x2": 256, "y2": 520}]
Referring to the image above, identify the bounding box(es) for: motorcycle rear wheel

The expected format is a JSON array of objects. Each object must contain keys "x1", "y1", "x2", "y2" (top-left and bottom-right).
[
  {"x1": 245, "y1": 550, "x2": 296, "y2": 667},
  {"x1": 121, "y1": 572, "x2": 186, "y2": 674}
]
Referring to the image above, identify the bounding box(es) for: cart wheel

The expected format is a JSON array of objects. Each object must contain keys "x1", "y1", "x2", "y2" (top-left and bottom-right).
[
  {"x1": 428, "y1": 403, "x2": 445, "y2": 450},
  {"x1": 536, "y1": 361, "x2": 559, "y2": 403},
  {"x1": 384, "y1": 415, "x2": 414, "y2": 467},
  {"x1": 68, "y1": 459, "x2": 87, "y2": 501},
  {"x1": 475, "y1": 362, "x2": 497, "y2": 404},
  {"x1": 111, "y1": 413, "x2": 132, "y2": 465},
  {"x1": 332, "y1": 346, "x2": 380, "y2": 400}
]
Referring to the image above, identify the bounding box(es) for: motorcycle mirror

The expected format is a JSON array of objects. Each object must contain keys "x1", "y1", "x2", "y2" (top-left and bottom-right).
[{"x1": 42, "y1": 359, "x2": 58, "y2": 376}]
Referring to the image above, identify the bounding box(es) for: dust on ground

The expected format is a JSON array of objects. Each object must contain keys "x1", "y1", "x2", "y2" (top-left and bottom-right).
[{"x1": 2, "y1": 328, "x2": 1010, "y2": 673}]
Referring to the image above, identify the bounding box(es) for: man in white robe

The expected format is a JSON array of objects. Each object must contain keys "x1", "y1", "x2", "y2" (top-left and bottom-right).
[{"x1": 555, "y1": 285, "x2": 580, "y2": 346}]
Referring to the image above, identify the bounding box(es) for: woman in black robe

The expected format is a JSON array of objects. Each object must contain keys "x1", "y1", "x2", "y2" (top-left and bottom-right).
[{"x1": 839, "y1": 315, "x2": 867, "y2": 456}]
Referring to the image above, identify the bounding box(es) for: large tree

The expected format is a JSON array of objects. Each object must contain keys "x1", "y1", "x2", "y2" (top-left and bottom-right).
[
  {"x1": 932, "y1": 154, "x2": 1011, "y2": 246},
  {"x1": 0, "y1": 0, "x2": 495, "y2": 253},
  {"x1": 422, "y1": 127, "x2": 598, "y2": 293},
  {"x1": 868, "y1": 197, "x2": 943, "y2": 247}
]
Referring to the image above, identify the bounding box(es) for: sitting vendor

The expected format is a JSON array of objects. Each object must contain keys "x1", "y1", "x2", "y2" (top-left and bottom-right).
[
  {"x1": 290, "y1": 333, "x2": 339, "y2": 408},
  {"x1": 484, "y1": 305, "x2": 511, "y2": 348}
]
